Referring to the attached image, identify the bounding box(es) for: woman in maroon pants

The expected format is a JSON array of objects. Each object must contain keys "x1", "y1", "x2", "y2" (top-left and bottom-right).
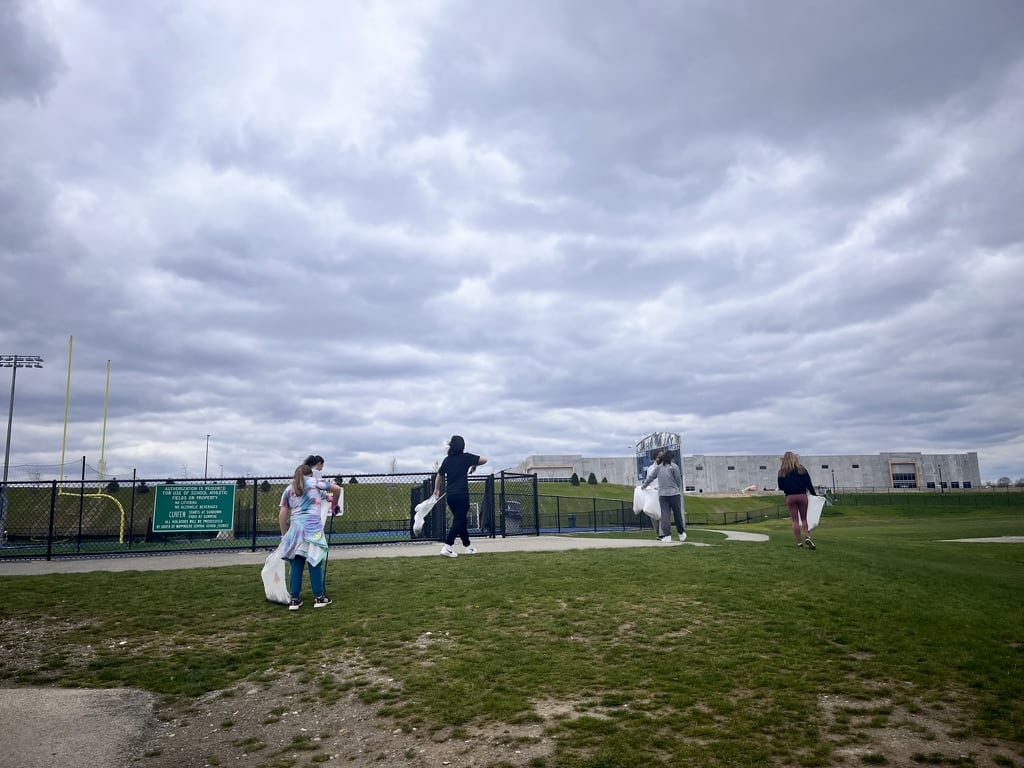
[{"x1": 778, "y1": 451, "x2": 818, "y2": 549}]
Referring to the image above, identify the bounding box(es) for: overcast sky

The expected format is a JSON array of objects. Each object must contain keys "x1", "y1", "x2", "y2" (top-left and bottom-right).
[{"x1": 2, "y1": 0, "x2": 1023, "y2": 483}]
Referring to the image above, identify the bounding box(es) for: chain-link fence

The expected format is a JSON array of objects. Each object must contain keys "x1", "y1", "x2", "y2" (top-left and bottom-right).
[{"x1": 0, "y1": 471, "x2": 572, "y2": 561}]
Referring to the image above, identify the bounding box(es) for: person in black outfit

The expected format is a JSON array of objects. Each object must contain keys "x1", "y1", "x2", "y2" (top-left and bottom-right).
[
  {"x1": 434, "y1": 435, "x2": 487, "y2": 557},
  {"x1": 778, "y1": 451, "x2": 818, "y2": 549}
]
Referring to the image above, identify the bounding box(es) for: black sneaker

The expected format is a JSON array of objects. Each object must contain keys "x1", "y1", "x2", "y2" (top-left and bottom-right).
[
  {"x1": 288, "y1": 598, "x2": 303, "y2": 611},
  {"x1": 804, "y1": 537, "x2": 816, "y2": 550},
  {"x1": 313, "y1": 595, "x2": 333, "y2": 609}
]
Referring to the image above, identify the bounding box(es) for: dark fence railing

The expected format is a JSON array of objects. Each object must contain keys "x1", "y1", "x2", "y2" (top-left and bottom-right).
[
  {"x1": 0, "y1": 472, "x2": 675, "y2": 561},
  {"x1": 0, "y1": 471, "x2": 557, "y2": 561}
]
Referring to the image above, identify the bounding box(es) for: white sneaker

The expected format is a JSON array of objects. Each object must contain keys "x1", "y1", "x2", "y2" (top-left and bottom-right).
[
  {"x1": 658, "y1": 535, "x2": 672, "y2": 543},
  {"x1": 464, "y1": 546, "x2": 477, "y2": 554},
  {"x1": 678, "y1": 531, "x2": 687, "y2": 542},
  {"x1": 440, "y1": 545, "x2": 457, "y2": 558}
]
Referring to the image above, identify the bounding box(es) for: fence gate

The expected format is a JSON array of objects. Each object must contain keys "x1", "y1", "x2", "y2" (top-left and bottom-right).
[{"x1": 498, "y1": 471, "x2": 538, "y2": 536}]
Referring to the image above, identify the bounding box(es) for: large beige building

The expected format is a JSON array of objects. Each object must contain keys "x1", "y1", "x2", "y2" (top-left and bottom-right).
[{"x1": 512, "y1": 451, "x2": 982, "y2": 492}]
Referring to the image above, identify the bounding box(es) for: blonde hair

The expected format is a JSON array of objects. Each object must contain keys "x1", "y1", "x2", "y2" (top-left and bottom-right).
[
  {"x1": 779, "y1": 451, "x2": 804, "y2": 477},
  {"x1": 290, "y1": 464, "x2": 312, "y2": 497}
]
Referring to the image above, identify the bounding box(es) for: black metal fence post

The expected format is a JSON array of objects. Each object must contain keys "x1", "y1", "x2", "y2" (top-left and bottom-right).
[
  {"x1": 46, "y1": 480, "x2": 57, "y2": 560},
  {"x1": 251, "y1": 479, "x2": 260, "y2": 551},
  {"x1": 128, "y1": 469, "x2": 137, "y2": 548},
  {"x1": 76, "y1": 456, "x2": 85, "y2": 553}
]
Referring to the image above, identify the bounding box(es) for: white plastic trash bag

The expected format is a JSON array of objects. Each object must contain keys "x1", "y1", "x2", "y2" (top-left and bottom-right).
[
  {"x1": 632, "y1": 485, "x2": 645, "y2": 514},
  {"x1": 806, "y1": 494, "x2": 825, "y2": 531},
  {"x1": 642, "y1": 487, "x2": 661, "y2": 521},
  {"x1": 413, "y1": 493, "x2": 444, "y2": 535},
  {"x1": 262, "y1": 548, "x2": 290, "y2": 605}
]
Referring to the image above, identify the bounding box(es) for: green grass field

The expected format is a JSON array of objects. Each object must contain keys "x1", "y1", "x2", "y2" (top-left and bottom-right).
[{"x1": 1, "y1": 495, "x2": 1022, "y2": 767}]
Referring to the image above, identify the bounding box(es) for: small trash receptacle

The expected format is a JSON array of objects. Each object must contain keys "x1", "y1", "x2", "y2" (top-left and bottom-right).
[{"x1": 567, "y1": 514, "x2": 577, "y2": 528}]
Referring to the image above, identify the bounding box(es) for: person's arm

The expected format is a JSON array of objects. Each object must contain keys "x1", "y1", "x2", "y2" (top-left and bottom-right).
[
  {"x1": 329, "y1": 482, "x2": 344, "y2": 514},
  {"x1": 469, "y1": 455, "x2": 488, "y2": 474},
  {"x1": 433, "y1": 470, "x2": 442, "y2": 497},
  {"x1": 279, "y1": 500, "x2": 290, "y2": 536},
  {"x1": 804, "y1": 471, "x2": 817, "y2": 495},
  {"x1": 642, "y1": 464, "x2": 659, "y2": 489}
]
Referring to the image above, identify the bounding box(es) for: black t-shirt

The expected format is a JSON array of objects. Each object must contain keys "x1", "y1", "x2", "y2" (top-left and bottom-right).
[{"x1": 439, "y1": 452, "x2": 480, "y2": 496}]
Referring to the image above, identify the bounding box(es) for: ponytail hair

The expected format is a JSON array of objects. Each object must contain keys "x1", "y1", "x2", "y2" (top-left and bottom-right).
[{"x1": 291, "y1": 464, "x2": 312, "y2": 497}]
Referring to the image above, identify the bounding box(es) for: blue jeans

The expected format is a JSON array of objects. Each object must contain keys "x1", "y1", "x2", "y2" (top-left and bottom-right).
[{"x1": 288, "y1": 555, "x2": 325, "y2": 599}]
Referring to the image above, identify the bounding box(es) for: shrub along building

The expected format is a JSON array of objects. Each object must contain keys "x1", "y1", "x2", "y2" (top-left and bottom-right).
[{"x1": 511, "y1": 451, "x2": 982, "y2": 493}]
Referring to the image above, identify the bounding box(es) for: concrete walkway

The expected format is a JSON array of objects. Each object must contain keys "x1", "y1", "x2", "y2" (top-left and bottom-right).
[{"x1": 0, "y1": 529, "x2": 766, "y2": 576}]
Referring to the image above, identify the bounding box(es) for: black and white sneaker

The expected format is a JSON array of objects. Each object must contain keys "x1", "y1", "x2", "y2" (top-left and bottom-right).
[
  {"x1": 804, "y1": 537, "x2": 816, "y2": 550},
  {"x1": 314, "y1": 595, "x2": 333, "y2": 609},
  {"x1": 288, "y1": 598, "x2": 303, "y2": 611}
]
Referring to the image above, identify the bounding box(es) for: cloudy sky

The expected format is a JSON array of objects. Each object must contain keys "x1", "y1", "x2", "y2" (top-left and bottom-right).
[{"x1": 2, "y1": 0, "x2": 1023, "y2": 483}]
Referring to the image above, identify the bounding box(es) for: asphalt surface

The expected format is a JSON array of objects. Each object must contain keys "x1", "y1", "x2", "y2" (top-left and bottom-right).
[{"x1": 4, "y1": 533, "x2": 757, "y2": 768}]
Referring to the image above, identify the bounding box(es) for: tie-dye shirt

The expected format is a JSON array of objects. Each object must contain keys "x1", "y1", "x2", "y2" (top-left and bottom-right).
[{"x1": 279, "y1": 476, "x2": 330, "y2": 566}]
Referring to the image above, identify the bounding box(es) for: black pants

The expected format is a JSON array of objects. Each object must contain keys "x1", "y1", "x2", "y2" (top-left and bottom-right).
[{"x1": 444, "y1": 492, "x2": 471, "y2": 547}]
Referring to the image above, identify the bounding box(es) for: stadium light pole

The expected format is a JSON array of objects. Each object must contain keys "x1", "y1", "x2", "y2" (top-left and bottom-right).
[
  {"x1": 204, "y1": 434, "x2": 211, "y2": 480},
  {"x1": 2, "y1": 355, "x2": 44, "y2": 487},
  {"x1": 1, "y1": 354, "x2": 44, "y2": 548}
]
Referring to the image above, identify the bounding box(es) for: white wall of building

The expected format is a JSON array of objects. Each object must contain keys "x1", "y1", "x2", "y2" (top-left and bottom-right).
[{"x1": 511, "y1": 452, "x2": 981, "y2": 491}]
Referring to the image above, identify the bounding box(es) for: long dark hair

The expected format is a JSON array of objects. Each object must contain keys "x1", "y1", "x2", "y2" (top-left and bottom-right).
[
  {"x1": 662, "y1": 450, "x2": 675, "y2": 464},
  {"x1": 447, "y1": 435, "x2": 465, "y2": 456}
]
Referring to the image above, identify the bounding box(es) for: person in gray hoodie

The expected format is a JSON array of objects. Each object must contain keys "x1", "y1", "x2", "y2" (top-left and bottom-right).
[{"x1": 642, "y1": 449, "x2": 686, "y2": 542}]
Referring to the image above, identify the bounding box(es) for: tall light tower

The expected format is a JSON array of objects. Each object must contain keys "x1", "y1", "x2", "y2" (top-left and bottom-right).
[
  {"x1": 1, "y1": 354, "x2": 44, "y2": 548},
  {"x1": 205, "y1": 434, "x2": 212, "y2": 480},
  {"x1": 2, "y1": 354, "x2": 44, "y2": 486}
]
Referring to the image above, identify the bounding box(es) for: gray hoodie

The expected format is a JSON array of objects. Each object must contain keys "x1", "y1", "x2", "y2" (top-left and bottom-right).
[{"x1": 642, "y1": 462, "x2": 681, "y2": 496}]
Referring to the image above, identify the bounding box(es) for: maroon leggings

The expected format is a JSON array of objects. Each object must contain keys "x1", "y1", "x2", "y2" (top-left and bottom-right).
[{"x1": 785, "y1": 493, "x2": 810, "y2": 542}]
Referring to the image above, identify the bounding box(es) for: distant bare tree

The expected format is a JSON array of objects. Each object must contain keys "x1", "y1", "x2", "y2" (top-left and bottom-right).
[{"x1": 997, "y1": 477, "x2": 1011, "y2": 487}]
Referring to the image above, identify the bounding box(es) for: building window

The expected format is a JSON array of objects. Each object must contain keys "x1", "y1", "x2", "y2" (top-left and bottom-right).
[
  {"x1": 685, "y1": 485, "x2": 695, "y2": 492},
  {"x1": 951, "y1": 482, "x2": 960, "y2": 488},
  {"x1": 964, "y1": 481, "x2": 972, "y2": 489},
  {"x1": 926, "y1": 482, "x2": 936, "y2": 489},
  {"x1": 759, "y1": 465, "x2": 767, "y2": 470},
  {"x1": 695, "y1": 465, "x2": 703, "y2": 471},
  {"x1": 727, "y1": 466, "x2": 735, "y2": 470},
  {"x1": 892, "y1": 472, "x2": 917, "y2": 489},
  {"x1": 852, "y1": 464, "x2": 859, "y2": 469},
  {"x1": 821, "y1": 464, "x2": 829, "y2": 469},
  {"x1": 891, "y1": 463, "x2": 917, "y2": 489}
]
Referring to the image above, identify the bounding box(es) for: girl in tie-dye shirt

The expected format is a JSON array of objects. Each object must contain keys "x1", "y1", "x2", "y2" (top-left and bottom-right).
[{"x1": 278, "y1": 464, "x2": 342, "y2": 610}]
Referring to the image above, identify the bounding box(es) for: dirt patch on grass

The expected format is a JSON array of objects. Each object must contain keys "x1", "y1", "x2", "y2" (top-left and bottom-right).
[
  {"x1": 818, "y1": 692, "x2": 1023, "y2": 767},
  {"x1": 137, "y1": 653, "x2": 554, "y2": 768}
]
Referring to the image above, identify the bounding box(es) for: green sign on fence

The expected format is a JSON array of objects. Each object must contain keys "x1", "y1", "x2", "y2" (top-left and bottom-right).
[{"x1": 153, "y1": 484, "x2": 235, "y2": 532}]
